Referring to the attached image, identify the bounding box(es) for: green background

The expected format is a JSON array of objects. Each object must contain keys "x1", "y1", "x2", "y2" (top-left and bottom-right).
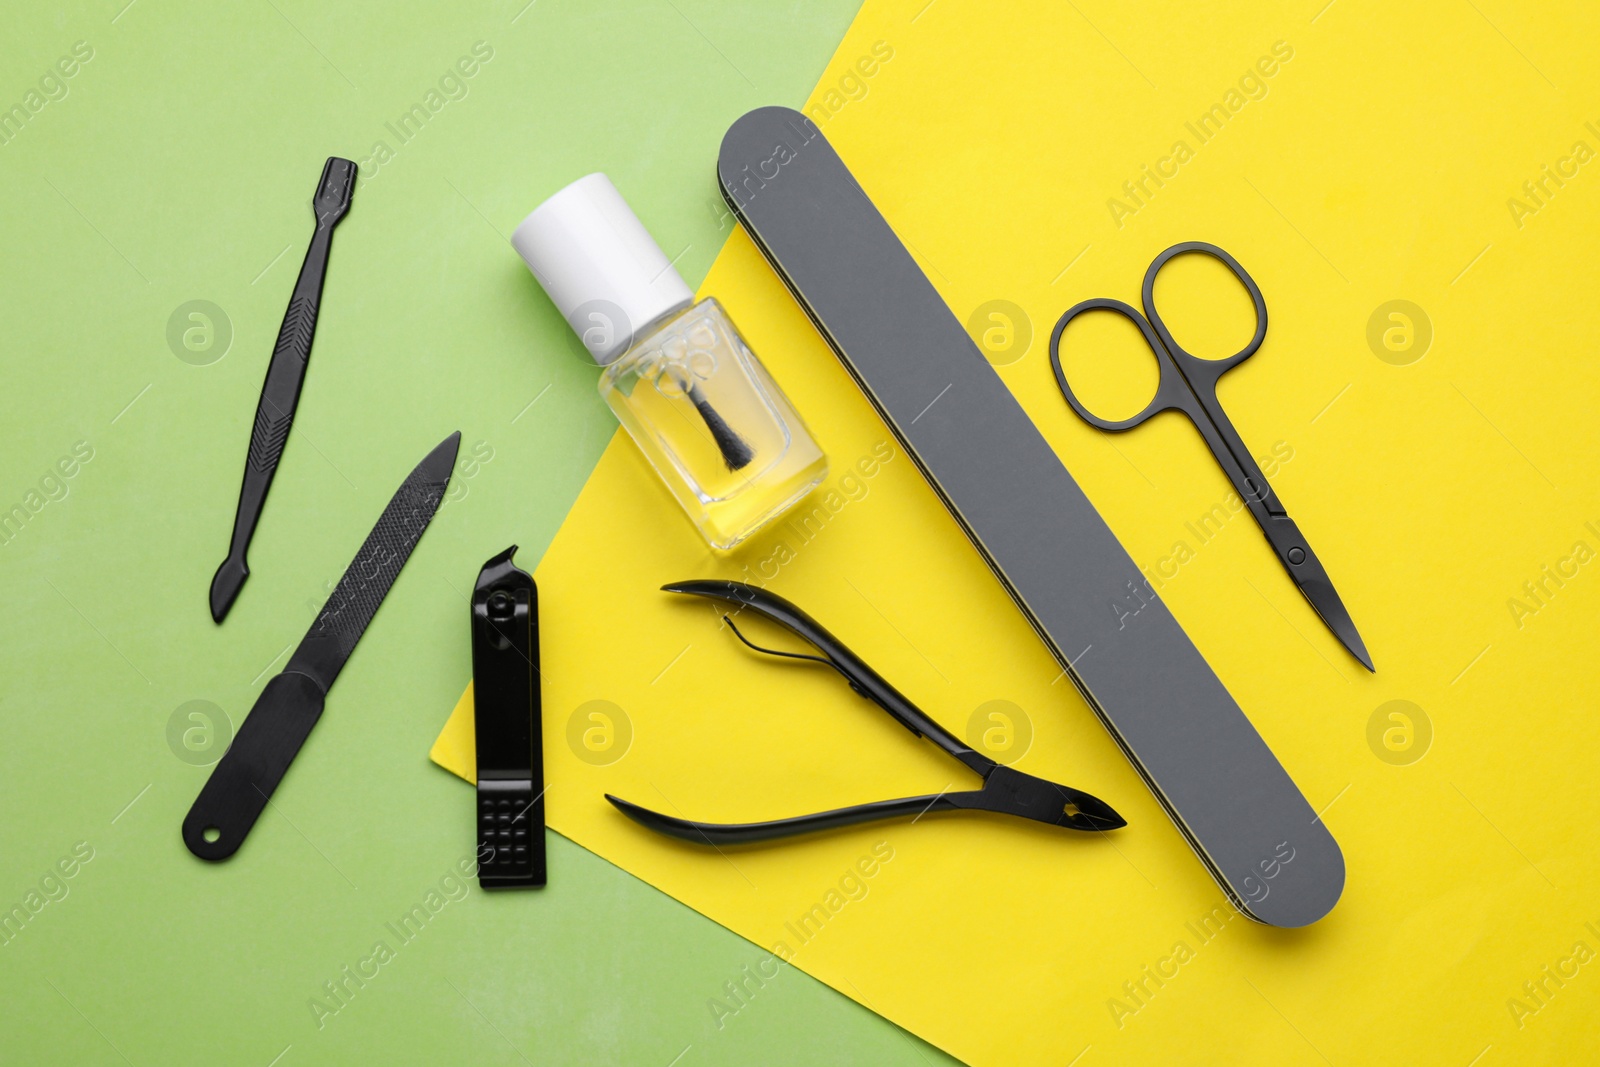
[{"x1": 0, "y1": 2, "x2": 958, "y2": 1063}]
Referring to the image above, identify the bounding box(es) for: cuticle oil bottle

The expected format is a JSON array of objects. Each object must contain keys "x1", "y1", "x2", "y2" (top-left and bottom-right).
[{"x1": 513, "y1": 173, "x2": 827, "y2": 550}]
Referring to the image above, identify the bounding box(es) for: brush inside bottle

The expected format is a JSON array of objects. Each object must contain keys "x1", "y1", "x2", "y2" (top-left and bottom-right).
[{"x1": 601, "y1": 299, "x2": 826, "y2": 548}]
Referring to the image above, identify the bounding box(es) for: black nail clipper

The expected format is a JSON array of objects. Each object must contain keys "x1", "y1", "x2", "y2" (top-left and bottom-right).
[
  {"x1": 471, "y1": 546, "x2": 545, "y2": 888},
  {"x1": 606, "y1": 581, "x2": 1125, "y2": 845}
]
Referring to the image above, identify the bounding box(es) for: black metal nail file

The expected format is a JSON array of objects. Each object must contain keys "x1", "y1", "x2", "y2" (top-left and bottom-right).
[
  {"x1": 184, "y1": 432, "x2": 459, "y2": 861},
  {"x1": 471, "y1": 546, "x2": 545, "y2": 888},
  {"x1": 718, "y1": 108, "x2": 1343, "y2": 926},
  {"x1": 211, "y1": 156, "x2": 357, "y2": 624}
]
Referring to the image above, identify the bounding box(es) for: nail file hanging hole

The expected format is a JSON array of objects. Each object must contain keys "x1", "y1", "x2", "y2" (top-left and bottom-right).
[
  {"x1": 1063, "y1": 802, "x2": 1081, "y2": 818},
  {"x1": 202, "y1": 827, "x2": 221, "y2": 843}
]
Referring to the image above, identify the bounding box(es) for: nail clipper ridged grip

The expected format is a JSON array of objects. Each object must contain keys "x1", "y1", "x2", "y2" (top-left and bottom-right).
[{"x1": 476, "y1": 779, "x2": 542, "y2": 886}]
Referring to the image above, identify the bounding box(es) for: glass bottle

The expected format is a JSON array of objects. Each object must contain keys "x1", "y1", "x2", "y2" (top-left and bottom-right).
[{"x1": 513, "y1": 173, "x2": 826, "y2": 549}]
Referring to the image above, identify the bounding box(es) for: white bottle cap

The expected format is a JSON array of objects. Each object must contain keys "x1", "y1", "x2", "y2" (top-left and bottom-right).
[{"x1": 511, "y1": 173, "x2": 694, "y2": 365}]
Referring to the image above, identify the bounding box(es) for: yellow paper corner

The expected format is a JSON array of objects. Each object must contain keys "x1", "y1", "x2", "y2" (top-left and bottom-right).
[{"x1": 429, "y1": 679, "x2": 476, "y2": 784}]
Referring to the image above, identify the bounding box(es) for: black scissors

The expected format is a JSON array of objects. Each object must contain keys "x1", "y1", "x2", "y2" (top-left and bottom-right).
[
  {"x1": 605, "y1": 580, "x2": 1126, "y2": 845},
  {"x1": 1048, "y1": 241, "x2": 1372, "y2": 671}
]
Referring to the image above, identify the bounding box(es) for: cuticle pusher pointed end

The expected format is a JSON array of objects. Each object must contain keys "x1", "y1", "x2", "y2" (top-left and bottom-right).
[{"x1": 210, "y1": 555, "x2": 248, "y2": 624}]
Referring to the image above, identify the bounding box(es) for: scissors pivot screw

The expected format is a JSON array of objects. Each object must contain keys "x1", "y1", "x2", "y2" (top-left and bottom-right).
[{"x1": 1288, "y1": 547, "x2": 1306, "y2": 565}]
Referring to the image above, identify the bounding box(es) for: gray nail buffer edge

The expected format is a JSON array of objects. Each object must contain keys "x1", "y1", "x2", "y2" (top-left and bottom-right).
[{"x1": 718, "y1": 107, "x2": 1342, "y2": 927}]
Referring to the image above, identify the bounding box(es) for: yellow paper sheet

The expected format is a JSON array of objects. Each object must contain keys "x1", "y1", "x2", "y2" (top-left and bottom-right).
[{"x1": 436, "y1": 2, "x2": 1600, "y2": 1061}]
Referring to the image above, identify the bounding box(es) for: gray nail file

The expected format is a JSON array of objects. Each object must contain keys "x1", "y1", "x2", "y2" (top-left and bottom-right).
[{"x1": 718, "y1": 107, "x2": 1343, "y2": 927}]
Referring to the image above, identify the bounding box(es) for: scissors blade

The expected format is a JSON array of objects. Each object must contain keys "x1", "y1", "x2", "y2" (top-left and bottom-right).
[
  {"x1": 1298, "y1": 571, "x2": 1373, "y2": 671},
  {"x1": 1264, "y1": 522, "x2": 1373, "y2": 671}
]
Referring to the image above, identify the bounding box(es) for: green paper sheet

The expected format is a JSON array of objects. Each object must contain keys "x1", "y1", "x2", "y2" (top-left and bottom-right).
[{"x1": 0, "y1": 2, "x2": 956, "y2": 1063}]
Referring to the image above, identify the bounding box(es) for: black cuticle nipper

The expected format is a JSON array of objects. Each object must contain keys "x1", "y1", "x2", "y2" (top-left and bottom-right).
[{"x1": 604, "y1": 580, "x2": 1127, "y2": 846}]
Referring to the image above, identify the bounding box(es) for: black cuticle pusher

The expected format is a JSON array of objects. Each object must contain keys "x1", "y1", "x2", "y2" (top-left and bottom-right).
[{"x1": 210, "y1": 156, "x2": 357, "y2": 623}]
